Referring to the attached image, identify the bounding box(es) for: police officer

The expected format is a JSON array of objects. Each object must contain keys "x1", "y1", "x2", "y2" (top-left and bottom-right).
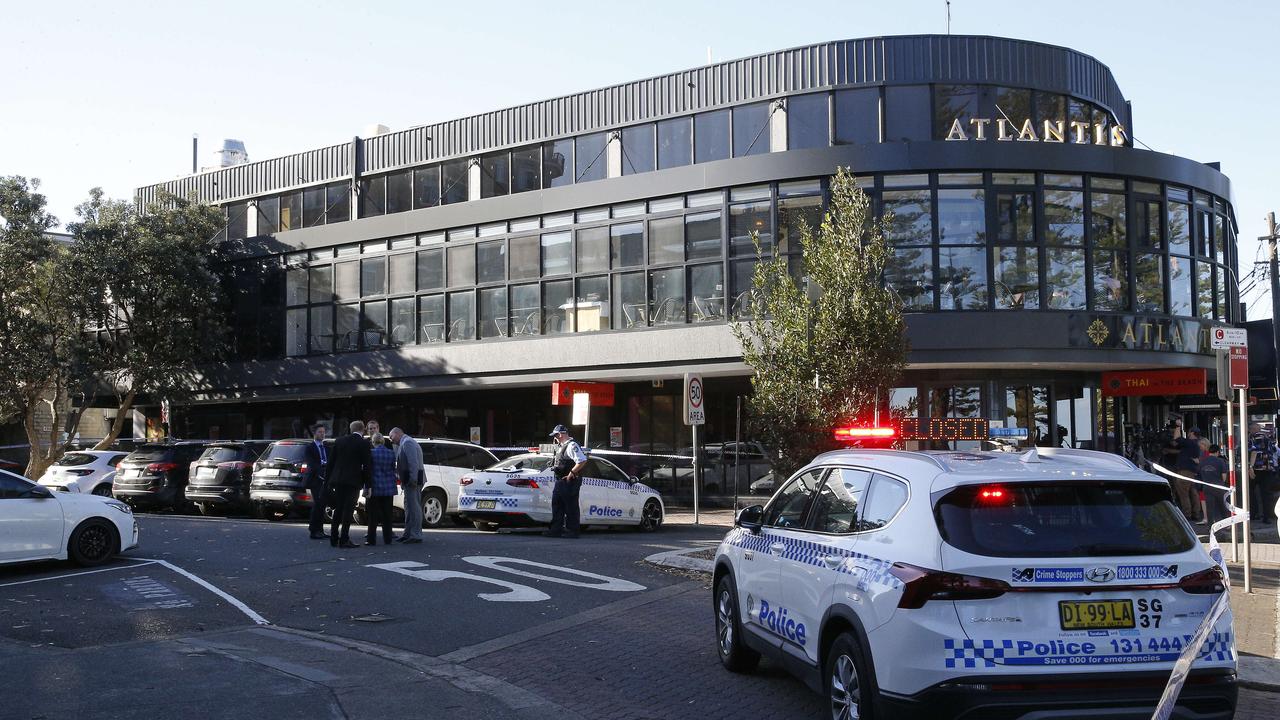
[
  {"x1": 545, "y1": 424, "x2": 588, "y2": 539},
  {"x1": 1248, "y1": 423, "x2": 1277, "y2": 525}
]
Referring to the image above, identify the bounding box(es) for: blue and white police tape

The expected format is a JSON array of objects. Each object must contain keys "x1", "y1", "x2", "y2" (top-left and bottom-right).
[{"x1": 1148, "y1": 461, "x2": 1246, "y2": 720}]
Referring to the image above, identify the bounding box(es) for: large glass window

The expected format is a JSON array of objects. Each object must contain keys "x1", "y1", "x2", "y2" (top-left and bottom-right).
[
  {"x1": 934, "y1": 84, "x2": 980, "y2": 140},
  {"x1": 448, "y1": 291, "x2": 474, "y2": 341},
  {"x1": 689, "y1": 264, "x2": 724, "y2": 322},
  {"x1": 614, "y1": 272, "x2": 646, "y2": 328},
  {"x1": 387, "y1": 253, "x2": 414, "y2": 295},
  {"x1": 1091, "y1": 192, "x2": 1126, "y2": 248},
  {"x1": 994, "y1": 86, "x2": 1032, "y2": 126},
  {"x1": 694, "y1": 109, "x2": 730, "y2": 164},
  {"x1": 361, "y1": 300, "x2": 387, "y2": 348},
  {"x1": 575, "y1": 133, "x2": 607, "y2": 183},
  {"x1": 309, "y1": 266, "x2": 333, "y2": 304},
  {"x1": 1091, "y1": 250, "x2": 1129, "y2": 311},
  {"x1": 303, "y1": 186, "x2": 326, "y2": 227},
  {"x1": 325, "y1": 183, "x2": 349, "y2": 224},
  {"x1": 385, "y1": 171, "x2": 411, "y2": 214},
  {"x1": 937, "y1": 189, "x2": 985, "y2": 244},
  {"x1": 995, "y1": 191, "x2": 1034, "y2": 244},
  {"x1": 1135, "y1": 254, "x2": 1164, "y2": 313},
  {"x1": 1168, "y1": 255, "x2": 1193, "y2": 316},
  {"x1": 510, "y1": 284, "x2": 540, "y2": 336},
  {"x1": 1195, "y1": 260, "x2": 1214, "y2": 318},
  {"x1": 621, "y1": 124, "x2": 655, "y2": 175},
  {"x1": 286, "y1": 308, "x2": 307, "y2": 357},
  {"x1": 418, "y1": 295, "x2": 445, "y2": 343},
  {"x1": 610, "y1": 222, "x2": 644, "y2": 268},
  {"x1": 480, "y1": 151, "x2": 510, "y2": 198},
  {"x1": 787, "y1": 93, "x2": 828, "y2": 150},
  {"x1": 730, "y1": 259, "x2": 758, "y2": 319},
  {"x1": 479, "y1": 286, "x2": 507, "y2": 339},
  {"x1": 414, "y1": 166, "x2": 440, "y2": 209},
  {"x1": 279, "y1": 192, "x2": 301, "y2": 232},
  {"x1": 447, "y1": 245, "x2": 475, "y2": 287},
  {"x1": 884, "y1": 85, "x2": 931, "y2": 142},
  {"x1": 883, "y1": 189, "x2": 932, "y2": 245},
  {"x1": 778, "y1": 194, "x2": 822, "y2": 254},
  {"x1": 309, "y1": 305, "x2": 333, "y2": 353},
  {"x1": 729, "y1": 201, "x2": 773, "y2": 256},
  {"x1": 576, "y1": 226, "x2": 610, "y2": 273},
  {"x1": 543, "y1": 280, "x2": 573, "y2": 334},
  {"x1": 648, "y1": 216, "x2": 684, "y2": 265},
  {"x1": 417, "y1": 248, "x2": 444, "y2": 291},
  {"x1": 335, "y1": 303, "x2": 359, "y2": 351},
  {"x1": 389, "y1": 297, "x2": 415, "y2": 345},
  {"x1": 834, "y1": 88, "x2": 879, "y2": 145},
  {"x1": 575, "y1": 276, "x2": 610, "y2": 332},
  {"x1": 1168, "y1": 203, "x2": 1191, "y2": 254},
  {"x1": 1046, "y1": 247, "x2": 1086, "y2": 309},
  {"x1": 938, "y1": 246, "x2": 987, "y2": 310},
  {"x1": 335, "y1": 261, "x2": 359, "y2": 301},
  {"x1": 1045, "y1": 190, "x2": 1085, "y2": 245},
  {"x1": 1136, "y1": 200, "x2": 1162, "y2": 250},
  {"x1": 286, "y1": 268, "x2": 308, "y2": 306},
  {"x1": 441, "y1": 160, "x2": 469, "y2": 205},
  {"x1": 511, "y1": 146, "x2": 541, "y2": 193},
  {"x1": 685, "y1": 211, "x2": 722, "y2": 260},
  {"x1": 541, "y1": 232, "x2": 572, "y2": 276},
  {"x1": 509, "y1": 236, "x2": 540, "y2": 280},
  {"x1": 886, "y1": 247, "x2": 933, "y2": 311},
  {"x1": 476, "y1": 240, "x2": 506, "y2": 284},
  {"x1": 256, "y1": 196, "x2": 279, "y2": 235},
  {"x1": 650, "y1": 268, "x2": 686, "y2": 324},
  {"x1": 542, "y1": 138, "x2": 573, "y2": 188},
  {"x1": 361, "y1": 257, "x2": 386, "y2": 297},
  {"x1": 993, "y1": 246, "x2": 1038, "y2": 310},
  {"x1": 657, "y1": 117, "x2": 692, "y2": 170},
  {"x1": 732, "y1": 102, "x2": 771, "y2": 157}
]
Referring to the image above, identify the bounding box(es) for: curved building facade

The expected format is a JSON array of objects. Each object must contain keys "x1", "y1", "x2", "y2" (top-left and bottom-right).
[{"x1": 137, "y1": 35, "x2": 1238, "y2": 484}]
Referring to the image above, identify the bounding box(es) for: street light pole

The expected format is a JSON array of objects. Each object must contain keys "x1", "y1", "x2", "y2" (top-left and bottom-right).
[{"x1": 1266, "y1": 213, "x2": 1280, "y2": 404}]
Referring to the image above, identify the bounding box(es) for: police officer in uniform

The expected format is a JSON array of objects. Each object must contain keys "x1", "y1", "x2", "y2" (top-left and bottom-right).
[
  {"x1": 545, "y1": 424, "x2": 588, "y2": 539},
  {"x1": 1248, "y1": 423, "x2": 1277, "y2": 525}
]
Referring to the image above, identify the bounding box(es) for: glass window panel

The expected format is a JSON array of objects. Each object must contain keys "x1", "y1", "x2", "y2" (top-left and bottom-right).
[
  {"x1": 938, "y1": 172, "x2": 983, "y2": 186},
  {"x1": 993, "y1": 246, "x2": 1039, "y2": 310},
  {"x1": 689, "y1": 264, "x2": 725, "y2": 323},
  {"x1": 416, "y1": 248, "x2": 444, "y2": 291},
  {"x1": 779, "y1": 179, "x2": 822, "y2": 197},
  {"x1": 884, "y1": 174, "x2": 930, "y2": 188},
  {"x1": 575, "y1": 133, "x2": 607, "y2": 183},
  {"x1": 413, "y1": 166, "x2": 440, "y2": 209},
  {"x1": 649, "y1": 268, "x2": 686, "y2": 324},
  {"x1": 389, "y1": 235, "x2": 415, "y2": 250},
  {"x1": 657, "y1": 117, "x2": 692, "y2": 170},
  {"x1": 303, "y1": 186, "x2": 326, "y2": 227},
  {"x1": 994, "y1": 191, "x2": 1034, "y2": 244},
  {"x1": 938, "y1": 246, "x2": 987, "y2": 310},
  {"x1": 480, "y1": 151, "x2": 510, "y2": 198},
  {"x1": 731, "y1": 184, "x2": 770, "y2": 202},
  {"x1": 420, "y1": 231, "x2": 445, "y2": 245},
  {"x1": 286, "y1": 268, "x2": 308, "y2": 306},
  {"x1": 694, "y1": 109, "x2": 730, "y2": 163},
  {"x1": 621, "y1": 124, "x2": 655, "y2": 175},
  {"x1": 389, "y1": 297, "x2": 415, "y2": 345},
  {"x1": 612, "y1": 202, "x2": 645, "y2": 218},
  {"x1": 1045, "y1": 247, "x2": 1086, "y2": 309},
  {"x1": 1091, "y1": 250, "x2": 1129, "y2": 311},
  {"x1": 994, "y1": 86, "x2": 1032, "y2": 127},
  {"x1": 441, "y1": 160, "x2": 469, "y2": 205},
  {"x1": 1168, "y1": 255, "x2": 1192, "y2": 317},
  {"x1": 1134, "y1": 253, "x2": 1164, "y2": 313},
  {"x1": 727, "y1": 259, "x2": 758, "y2": 319},
  {"x1": 1136, "y1": 200, "x2": 1162, "y2": 250},
  {"x1": 732, "y1": 102, "x2": 771, "y2": 157},
  {"x1": 1195, "y1": 211, "x2": 1212, "y2": 257},
  {"x1": 573, "y1": 227, "x2": 609, "y2": 273},
  {"x1": 1045, "y1": 189, "x2": 1084, "y2": 245},
  {"x1": 1092, "y1": 177, "x2": 1125, "y2": 192},
  {"x1": 256, "y1": 196, "x2": 279, "y2": 235},
  {"x1": 309, "y1": 248, "x2": 334, "y2": 260},
  {"x1": 479, "y1": 286, "x2": 507, "y2": 339},
  {"x1": 886, "y1": 247, "x2": 934, "y2": 311},
  {"x1": 509, "y1": 236, "x2": 540, "y2": 280},
  {"x1": 286, "y1": 308, "x2": 307, "y2": 357},
  {"x1": 448, "y1": 291, "x2": 474, "y2": 341},
  {"x1": 335, "y1": 303, "x2": 359, "y2": 351},
  {"x1": 308, "y1": 305, "x2": 333, "y2": 353},
  {"x1": 385, "y1": 254, "x2": 414, "y2": 295},
  {"x1": 362, "y1": 240, "x2": 385, "y2": 254},
  {"x1": 1215, "y1": 266, "x2": 1227, "y2": 321},
  {"x1": 686, "y1": 211, "x2": 722, "y2": 260},
  {"x1": 992, "y1": 172, "x2": 1034, "y2": 186},
  {"x1": 650, "y1": 196, "x2": 683, "y2": 213},
  {"x1": 361, "y1": 300, "x2": 387, "y2": 348},
  {"x1": 1167, "y1": 186, "x2": 1191, "y2": 202},
  {"x1": 1168, "y1": 203, "x2": 1191, "y2": 254},
  {"x1": 1044, "y1": 174, "x2": 1082, "y2": 188},
  {"x1": 883, "y1": 189, "x2": 933, "y2": 246},
  {"x1": 938, "y1": 189, "x2": 985, "y2": 245},
  {"x1": 385, "y1": 171, "x2": 411, "y2": 214},
  {"x1": 1133, "y1": 181, "x2": 1160, "y2": 195},
  {"x1": 834, "y1": 88, "x2": 879, "y2": 145},
  {"x1": 309, "y1": 266, "x2": 333, "y2": 304},
  {"x1": 335, "y1": 261, "x2": 359, "y2": 301},
  {"x1": 614, "y1": 272, "x2": 647, "y2": 328},
  {"x1": 610, "y1": 222, "x2": 644, "y2": 268},
  {"x1": 511, "y1": 146, "x2": 541, "y2": 193},
  {"x1": 1090, "y1": 192, "x2": 1126, "y2": 248},
  {"x1": 542, "y1": 138, "x2": 573, "y2": 188},
  {"x1": 729, "y1": 200, "x2": 773, "y2": 256},
  {"x1": 510, "y1": 217, "x2": 539, "y2": 233},
  {"x1": 574, "y1": 276, "x2": 610, "y2": 332},
  {"x1": 1196, "y1": 260, "x2": 1214, "y2": 318},
  {"x1": 326, "y1": 183, "x2": 349, "y2": 224},
  {"x1": 510, "y1": 284, "x2": 540, "y2": 337},
  {"x1": 361, "y1": 256, "x2": 386, "y2": 297},
  {"x1": 688, "y1": 190, "x2": 724, "y2": 208},
  {"x1": 648, "y1": 216, "x2": 684, "y2": 265},
  {"x1": 778, "y1": 195, "x2": 822, "y2": 254},
  {"x1": 418, "y1": 295, "x2": 445, "y2": 343},
  {"x1": 279, "y1": 192, "x2": 301, "y2": 231},
  {"x1": 447, "y1": 245, "x2": 475, "y2": 287},
  {"x1": 787, "y1": 93, "x2": 828, "y2": 150},
  {"x1": 543, "y1": 280, "x2": 574, "y2": 334},
  {"x1": 884, "y1": 85, "x2": 930, "y2": 142},
  {"x1": 472, "y1": 240, "x2": 504, "y2": 285},
  {"x1": 1214, "y1": 215, "x2": 1225, "y2": 263},
  {"x1": 541, "y1": 231, "x2": 572, "y2": 276},
  {"x1": 934, "y1": 84, "x2": 979, "y2": 140},
  {"x1": 1035, "y1": 92, "x2": 1066, "y2": 127}
]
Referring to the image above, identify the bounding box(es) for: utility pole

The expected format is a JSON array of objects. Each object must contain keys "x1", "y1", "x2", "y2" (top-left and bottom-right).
[{"x1": 1267, "y1": 213, "x2": 1280, "y2": 406}]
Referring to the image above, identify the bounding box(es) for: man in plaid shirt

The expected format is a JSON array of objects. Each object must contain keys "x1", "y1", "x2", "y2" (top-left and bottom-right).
[{"x1": 365, "y1": 432, "x2": 399, "y2": 545}]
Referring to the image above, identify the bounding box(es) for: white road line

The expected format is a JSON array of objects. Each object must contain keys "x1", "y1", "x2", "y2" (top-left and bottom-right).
[
  {"x1": 135, "y1": 557, "x2": 270, "y2": 626},
  {"x1": 0, "y1": 560, "x2": 158, "y2": 589}
]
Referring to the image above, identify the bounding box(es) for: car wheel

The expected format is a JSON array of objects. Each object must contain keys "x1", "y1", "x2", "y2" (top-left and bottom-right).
[
  {"x1": 715, "y1": 574, "x2": 759, "y2": 673},
  {"x1": 91, "y1": 484, "x2": 113, "y2": 497},
  {"x1": 826, "y1": 631, "x2": 876, "y2": 720},
  {"x1": 422, "y1": 490, "x2": 447, "y2": 529},
  {"x1": 68, "y1": 518, "x2": 120, "y2": 567},
  {"x1": 637, "y1": 499, "x2": 663, "y2": 532},
  {"x1": 472, "y1": 520, "x2": 498, "y2": 531}
]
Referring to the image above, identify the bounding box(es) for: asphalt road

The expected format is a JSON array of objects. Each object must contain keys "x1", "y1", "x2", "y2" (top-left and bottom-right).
[{"x1": 0, "y1": 513, "x2": 1274, "y2": 719}]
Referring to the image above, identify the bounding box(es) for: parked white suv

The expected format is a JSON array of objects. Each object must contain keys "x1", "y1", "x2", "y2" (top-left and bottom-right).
[
  {"x1": 38, "y1": 451, "x2": 129, "y2": 496},
  {"x1": 713, "y1": 448, "x2": 1236, "y2": 719}
]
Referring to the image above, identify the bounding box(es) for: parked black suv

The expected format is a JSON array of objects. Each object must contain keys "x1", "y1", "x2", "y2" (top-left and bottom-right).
[
  {"x1": 249, "y1": 439, "x2": 324, "y2": 520},
  {"x1": 186, "y1": 441, "x2": 271, "y2": 515},
  {"x1": 112, "y1": 441, "x2": 210, "y2": 511}
]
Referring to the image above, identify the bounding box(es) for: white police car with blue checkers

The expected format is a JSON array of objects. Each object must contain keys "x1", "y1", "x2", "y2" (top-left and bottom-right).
[
  {"x1": 458, "y1": 453, "x2": 664, "y2": 531},
  {"x1": 712, "y1": 447, "x2": 1236, "y2": 720}
]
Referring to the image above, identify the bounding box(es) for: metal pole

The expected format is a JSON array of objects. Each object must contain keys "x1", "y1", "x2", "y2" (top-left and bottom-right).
[
  {"x1": 692, "y1": 422, "x2": 700, "y2": 526},
  {"x1": 192, "y1": 134, "x2": 198, "y2": 174},
  {"x1": 733, "y1": 395, "x2": 742, "y2": 513},
  {"x1": 583, "y1": 405, "x2": 590, "y2": 452},
  {"x1": 1226, "y1": 399, "x2": 1237, "y2": 562},
  {"x1": 1239, "y1": 387, "x2": 1252, "y2": 593},
  {"x1": 1267, "y1": 213, "x2": 1280, "y2": 406}
]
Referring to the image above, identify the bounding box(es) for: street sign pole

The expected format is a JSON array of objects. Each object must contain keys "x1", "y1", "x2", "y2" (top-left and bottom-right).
[
  {"x1": 684, "y1": 374, "x2": 706, "y2": 526},
  {"x1": 1225, "y1": 399, "x2": 1237, "y2": 562},
  {"x1": 1239, "y1": 387, "x2": 1252, "y2": 593}
]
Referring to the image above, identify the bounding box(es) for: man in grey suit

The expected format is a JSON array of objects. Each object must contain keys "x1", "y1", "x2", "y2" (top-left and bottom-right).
[{"x1": 390, "y1": 427, "x2": 424, "y2": 544}]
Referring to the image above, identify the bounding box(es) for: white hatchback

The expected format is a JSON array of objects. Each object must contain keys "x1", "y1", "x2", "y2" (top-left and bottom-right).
[
  {"x1": 458, "y1": 453, "x2": 664, "y2": 531},
  {"x1": 713, "y1": 448, "x2": 1236, "y2": 720},
  {"x1": 38, "y1": 450, "x2": 130, "y2": 496},
  {"x1": 0, "y1": 468, "x2": 139, "y2": 566}
]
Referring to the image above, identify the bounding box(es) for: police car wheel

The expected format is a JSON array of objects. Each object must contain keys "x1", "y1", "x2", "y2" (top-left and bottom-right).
[
  {"x1": 637, "y1": 499, "x2": 663, "y2": 532},
  {"x1": 422, "y1": 490, "x2": 447, "y2": 528},
  {"x1": 715, "y1": 575, "x2": 759, "y2": 673},
  {"x1": 825, "y1": 632, "x2": 874, "y2": 720}
]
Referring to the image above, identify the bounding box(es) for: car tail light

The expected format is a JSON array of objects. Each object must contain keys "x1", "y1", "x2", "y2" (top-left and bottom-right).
[
  {"x1": 1178, "y1": 566, "x2": 1226, "y2": 595},
  {"x1": 833, "y1": 426, "x2": 896, "y2": 440},
  {"x1": 66, "y1": 468, "x2": 93, "y2": 476},
  {"x1": 253, "y1": 461, "x2": 263, "y2": 471},
  {"x1": 293, "y1": 463, "x2": 309, "y2": 474},
  {"x1": 460, "y1": 476, "x2": 474, "y2": 486},
  {"x1": 506, "y1": 478, "x2": 540, "y2": 489},
  {"x1": 298, "y1": 493, "x2": 312, "y2": 502},
  {"x1": 977, "y1": 486, "x2": 1009, "y2": 503},
  {"x1": 889, "y1": 563, "x2": 1011, "y2": 609},
  {"x1": 146, "y1": 462, "x2": 179, "y2": 473}
]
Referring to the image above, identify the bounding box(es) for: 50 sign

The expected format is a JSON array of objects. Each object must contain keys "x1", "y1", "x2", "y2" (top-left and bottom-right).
[{"x1": 368, "y1": 556, "x2": 646, "y2": 602}]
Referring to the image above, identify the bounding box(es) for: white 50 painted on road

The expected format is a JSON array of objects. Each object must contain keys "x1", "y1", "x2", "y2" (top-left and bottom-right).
[{"x1": 369, "y1": 556, "x2": 646, "y2": 602}]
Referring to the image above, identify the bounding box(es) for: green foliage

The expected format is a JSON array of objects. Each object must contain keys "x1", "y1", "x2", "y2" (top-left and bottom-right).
[{"x1": 732, "y1": 168, "x2": 908, "y2": 478}]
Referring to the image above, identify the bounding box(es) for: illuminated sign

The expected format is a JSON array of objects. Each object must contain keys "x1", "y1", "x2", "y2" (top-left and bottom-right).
[
  {"x1": 945, "y1": 117, "x2": 1128, "y2": 147},
  {"x1": 1101, "y1": 369, "x2": 1207, "y2": 397},
  {"x1": 901, "y1": 417, "x2": 989, "y2": 441}
]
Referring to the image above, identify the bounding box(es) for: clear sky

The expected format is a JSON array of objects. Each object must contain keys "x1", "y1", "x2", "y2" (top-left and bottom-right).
[{"x1": 4, "y1": 0, "x2": 1277, "y2": 313}]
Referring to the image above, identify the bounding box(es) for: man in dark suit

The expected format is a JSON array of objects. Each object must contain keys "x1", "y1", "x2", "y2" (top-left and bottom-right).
[
  {"x1": 305, "y1": 424, "x2": 329, "y2": 540},
  {"x1": 326, "y1": 420, "x2": 373, "y2": 549}
]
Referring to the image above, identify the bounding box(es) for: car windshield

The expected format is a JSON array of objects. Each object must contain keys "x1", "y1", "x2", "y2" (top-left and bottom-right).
[
  {"x1": 935, "y1": 481, "x2": 1196, "y2": 558},
  {"x1": 55, "y1": 453, "x2": 99, "y2": 467},
  {"x1": 261, "y1": 443, "x2": 309, "y2": 462},
  {"x1": 491, "y1": 454, "x2": 553, "y2": 471},
  {"x1": 200, "y1": 447, "x2": 244, "y2": 464},
  {"x1": 124, "y1": 445, "x2": 172, "y2": 463}
]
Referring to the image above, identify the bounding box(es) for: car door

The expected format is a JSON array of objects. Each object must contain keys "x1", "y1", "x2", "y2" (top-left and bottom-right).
[
  {"x1": 0, "y1": 473, "x2": 64, "y2": 562},
  {"x1": 578, "y1": 458, "x2": 629, "y2": 524},
  {"x1": 740, "y1": 469, "x2": 822, "y2": 651}
]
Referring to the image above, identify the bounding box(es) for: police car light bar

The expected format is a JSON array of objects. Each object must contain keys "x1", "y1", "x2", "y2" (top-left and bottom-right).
[{"x1": 833, "y1": 427, "x2": 896, "y2": 439}]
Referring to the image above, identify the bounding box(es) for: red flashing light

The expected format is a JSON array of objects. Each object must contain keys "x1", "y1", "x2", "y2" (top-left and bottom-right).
[
  {"x1": 833, "y1": 427, "x2": 897, "y2": 440},
  {"x1": 979, "y1": 487, "x2": 1007, "y2": 501}
]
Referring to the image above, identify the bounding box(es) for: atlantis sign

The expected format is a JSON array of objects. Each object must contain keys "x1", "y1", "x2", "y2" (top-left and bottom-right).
[{"x1": 945, "y1": 117, "x2": 1128, "y2": 147}]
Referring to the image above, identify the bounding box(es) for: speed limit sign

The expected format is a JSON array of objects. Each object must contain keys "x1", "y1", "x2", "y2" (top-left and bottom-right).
[{"x1": 684, "y1": 373, "x2": 705, "y2": 426}]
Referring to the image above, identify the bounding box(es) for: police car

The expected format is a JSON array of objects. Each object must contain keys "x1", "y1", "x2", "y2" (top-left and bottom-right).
[
  {"x1": 713, "y1": 447, "x2": 1236, "y2": 719},
  {"x1": 458, "y1": 453, "x2": 664, "y2": 531}
]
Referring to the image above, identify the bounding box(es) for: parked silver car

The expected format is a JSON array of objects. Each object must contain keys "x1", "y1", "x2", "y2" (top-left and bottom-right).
[{"x1": 38, "y1": 450, "x2": 130, "y2": 496}]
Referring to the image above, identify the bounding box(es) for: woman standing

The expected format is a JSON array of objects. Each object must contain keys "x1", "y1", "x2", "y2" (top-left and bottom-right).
[{"x1": 365, "y1": 432, "x2": 398, "y2": 546}]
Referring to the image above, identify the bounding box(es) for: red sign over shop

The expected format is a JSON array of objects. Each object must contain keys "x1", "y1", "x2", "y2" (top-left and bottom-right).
[
  {"x1": 1101, "y1": 369, "x2": 1207, "y2": 397},
  {"x1": 550, "y1": 381, "x2": 615, "y2": 407}
]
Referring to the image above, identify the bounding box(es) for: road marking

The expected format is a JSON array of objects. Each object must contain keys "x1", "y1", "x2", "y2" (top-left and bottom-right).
[
  {"x1": 0, "y1": 560, "x2": 157, "y2": 588},
  {"x1": 462, "y1": 556, "x2": 646, "y2": 592},
  {"x1": 368, "y1": 561, "x2": 550, "y2": 602},
  {"x1": 135, "y1": 557, "x2": 270, "y2": 625}
]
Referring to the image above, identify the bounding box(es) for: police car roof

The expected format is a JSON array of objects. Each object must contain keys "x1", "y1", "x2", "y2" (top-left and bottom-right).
[{"x1": 809, "y1": 447, "x2": 1161, "y2": 486}]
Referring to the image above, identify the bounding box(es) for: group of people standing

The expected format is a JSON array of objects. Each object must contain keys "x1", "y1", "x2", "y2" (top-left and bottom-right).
[
  {"x1": 301, "y1": 420, "x2": 427, "y2": 549},
  {"x1": 1164, "y1": 419, "x2": 1279, "y2": 534}
]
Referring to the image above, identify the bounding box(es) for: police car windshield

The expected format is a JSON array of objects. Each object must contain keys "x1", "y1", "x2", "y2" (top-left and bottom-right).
[
  {"x1": 492, "y1": 454, "x2": 553, "y2": 471},
  {"x1": 935, "y1": 481, "x2": 1196, "y2": 558}
]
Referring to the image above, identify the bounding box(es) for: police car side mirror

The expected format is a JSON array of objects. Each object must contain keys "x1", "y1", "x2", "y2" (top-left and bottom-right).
[
  {"x1": 735, "y1": 505, "x2": 764, "y2": 534},
  {"x1": 628, "y1": 476, "x2": 638, "y2": 484}
]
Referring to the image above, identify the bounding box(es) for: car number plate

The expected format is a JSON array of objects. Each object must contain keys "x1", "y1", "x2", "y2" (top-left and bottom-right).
[
  {"x1": 197, "y1": 468, "x2": 215, "y2": 479},
  {"x1": 475, "y1": 500, "x2": 497, "y2": 510},
  {"x1": 1058, "y1": 599, "x2": 1135, "y2": 630},
  {"x1": 260, "y1": 469, "x2": 281, "y2": 477}
]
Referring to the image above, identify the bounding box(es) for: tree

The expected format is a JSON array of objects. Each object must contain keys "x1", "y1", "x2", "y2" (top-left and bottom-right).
[{"x1": 733, "y1": 168, "x2": 909, "y2": 478}]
